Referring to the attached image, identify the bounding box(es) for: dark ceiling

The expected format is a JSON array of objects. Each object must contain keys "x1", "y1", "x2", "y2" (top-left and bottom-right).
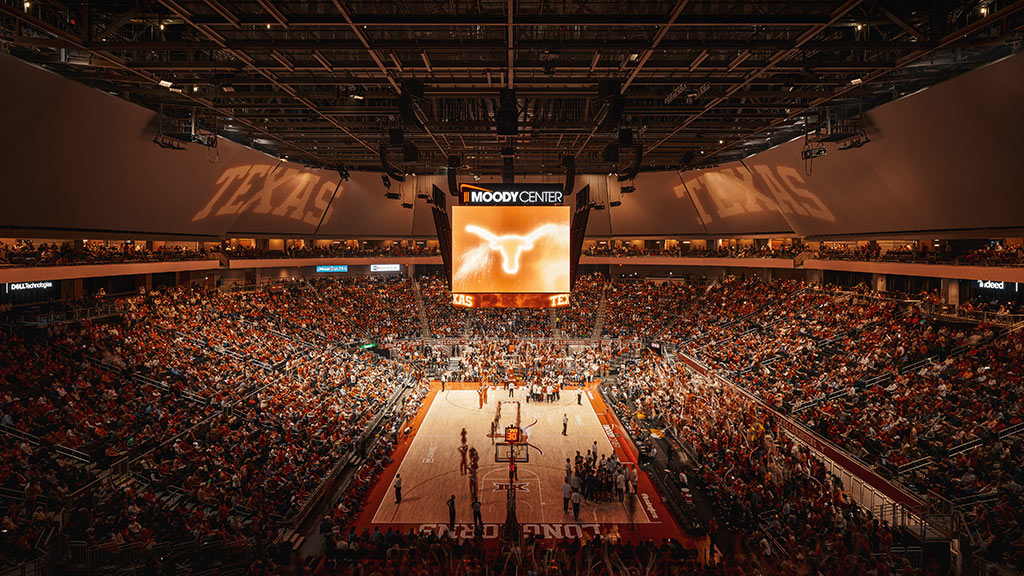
[{"x1": 2, "y1": 0, "x2": 1022, "y2": 177}]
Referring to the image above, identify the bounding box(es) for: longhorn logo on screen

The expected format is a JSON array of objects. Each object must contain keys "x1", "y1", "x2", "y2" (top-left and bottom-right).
[{"x1": 465, "y1": 224, "x2": 559, "y2": 274}]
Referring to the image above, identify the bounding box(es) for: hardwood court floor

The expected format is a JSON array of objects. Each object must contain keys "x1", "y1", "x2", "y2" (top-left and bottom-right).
[{"x1": 366, "y1": 383, "x2": 678, "y2": 542}]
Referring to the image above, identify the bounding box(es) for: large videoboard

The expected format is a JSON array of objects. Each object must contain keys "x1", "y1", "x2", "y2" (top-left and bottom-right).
[{"x1": 452, "y1": 205, "x2": 571, "y2": 296}]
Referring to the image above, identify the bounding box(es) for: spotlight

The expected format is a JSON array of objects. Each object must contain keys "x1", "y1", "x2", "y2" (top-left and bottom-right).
[
  {"x1": 266, "y1": 23, "x2": 271, "y2": 30},
  {"x1": 159, "y1": 23, "x2": 165, "y2": 30},
  {"x1": 192, "y1": 85, "x2": 199, "y2": 92},
  {"x1": 981, "y1": 6, "x2": 988, "y2": 15},
  {"x1": 497, "y1": 88, "x2": 518, "y2": 136},
  {"x1": 838, "y1": 131, "x2": 871, "y2": 150},
  {"x1": 801, "y1": 144, "x2": 827, "y2": 160},
  {"x1": 158, "y1": 80, "x2": 173, "y2": 88},
  {"x1": 349, "y1": 86, "x2": 366, "y2": 100}
]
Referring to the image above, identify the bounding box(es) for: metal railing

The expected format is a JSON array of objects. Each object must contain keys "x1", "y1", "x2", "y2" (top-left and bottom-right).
[
  {"x1": 16, "y1": 300, "x2": 129, "y2": 326},
  {"x1": 64, "y1": 536, "x2": 255, "y2": 574},
  {"x1": 0, "y1": 423, "x2": 41, "y2": 446},
  {"x1": 290, "y1": 373, "x2": 413, "y2": 528},
  {"x1": 676, "y1": 353, "x2": 944, "y2": 536}
]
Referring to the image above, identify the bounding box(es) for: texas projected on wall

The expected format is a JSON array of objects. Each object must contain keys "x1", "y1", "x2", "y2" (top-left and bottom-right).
[{"x1": 452, "y1": 206, "x2": 570, "y2": 294}]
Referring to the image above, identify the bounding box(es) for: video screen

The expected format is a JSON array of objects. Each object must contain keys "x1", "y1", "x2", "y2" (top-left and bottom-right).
[{"x1": 452, "y1": 205, "x2": 570, "y2": 294}]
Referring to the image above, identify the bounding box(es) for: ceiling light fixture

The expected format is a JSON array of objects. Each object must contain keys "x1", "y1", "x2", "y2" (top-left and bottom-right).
[{"x1": 158, "y1": 80, "x2": 172, "y2": 88}]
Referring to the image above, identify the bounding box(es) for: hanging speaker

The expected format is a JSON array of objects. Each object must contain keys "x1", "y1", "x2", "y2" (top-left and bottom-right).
[
  {"x1": 447, "y1": 155, "x2": 460, "y2": 197},
  {"x1": 618, "y1": 128, "x2": 633, "y2": 147},
  {"x1": 598, "y1": 79, "x2": 621, "y2": 100},
  {"x1": 502, "y1": 157, "x2": 514, "y2": 183},
  {"x1": 497, "y1": 88, "x2": 518, "y2": 136},
  {"x1": 403, "y1": 143, "x2": 419, "y2": 163},
  {"x1": 497, "y1": 109, "x2": 518, "y2": 136},
  {"x1": 598, "y1": 97, "x2": 624, "y2": 132},
  {"x1": 603, "y1": 143, "x2": 620, "y2": 164}
]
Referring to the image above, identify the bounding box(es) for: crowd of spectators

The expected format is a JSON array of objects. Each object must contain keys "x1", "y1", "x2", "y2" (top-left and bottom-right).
[
  {"x1": 0, "y1": 239, "x2": 446, "y2": 269},
  {"x1": 611, "y1": 354, "x2": 922, "y2": 576},
  {"x1": 584, "y1": 243, "x2": 802, "y2": 259},
  {"x1": 467, "y1": 308, "x2": 551, "y2": 338},
  {"x1": 317, "y1": 277, "x2": 422, "y2": 342},
  {"x1": 957, "y1": 295, "x2": 1024, "y2": 317},
  {"x1": 643, "y1": 276, "x2": 1020, "y2": 569},
  {"x1": 439, "y1": 340, "x2": 614, "y2": 385},
  {"x1": 812, "y1": 243, "x2": 1024, "y2": 267},
  {"x1": 223, "y1": 243, "x2": 440, "y2": 260},
  {"x1": 0, "y1": 240, "x2": 209, "y2": 268},
  {"x1": 556, "y1": 273, "x2": 606, "y2": 337},
  {"x1": 1, "y1": 279, "x2": 420, "y2": 565},
  {"x1": 417, "y1": 274, "x2": 467, "y2": 338},
  {"x1": 602, "y1": 280, "x2": 695, "y2": 340},
  {"x1": 3, "y1": 271, "x2": 1023, "y2": 572},
  {"x1": 955, "y1": 244, "x2": 1024, "y2": 267},
  {"x1": 6, "y1": 237, "x2": 1024, "y2": 271}
]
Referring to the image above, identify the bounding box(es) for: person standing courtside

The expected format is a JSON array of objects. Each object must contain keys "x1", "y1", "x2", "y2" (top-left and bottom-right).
[
  {"x1": 562, "y1": 479, "x2": 572, "y2": 513},
  {"x1": 571, "y1": 489, "x2": 582, "y2": 520},
  {"x1": 562, "y1": 413, "x2": 568, "y2": 436},
  {"x1": 472, "y1": 499, "x2": 483, "y2": 528},
  {"x1": 394, "y1": 474, "x2": 402, "y2": 503},
  {"x1": 447, "y1": 495, "x2": 456, "y2": 530}
]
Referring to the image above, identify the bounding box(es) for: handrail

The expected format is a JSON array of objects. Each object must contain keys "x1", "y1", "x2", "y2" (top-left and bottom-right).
[
  {"x1": 0, "y1": 422, "x2": 41, "y2": 446},
  {"x1": 54, "y1": 444, "x2": 91, "y2": 464},
  {"x1": 896, "y1": 456, "x2": 935, "y2": 476},
  {"x1": 290, "y1": 373, "x2": 413, "y2": 528},
  {"x1": 677, "y1": 353, "x2": 928, "y2": 514}
]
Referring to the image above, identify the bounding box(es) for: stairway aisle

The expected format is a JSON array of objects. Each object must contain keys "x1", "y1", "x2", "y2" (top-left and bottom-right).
[
  {"x1": 590, "y1": 284, "x2": 609, "y2": 339},
  {"x1": 549, "y1": 308, "x2": 562, "y2": 338},
  {"x1": 412, "y1": 281, "x2": 432, "y2": 339}
]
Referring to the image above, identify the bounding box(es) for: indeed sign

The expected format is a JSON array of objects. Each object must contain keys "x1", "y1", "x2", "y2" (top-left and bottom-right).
[
  {"x1": 977, "y1": 280, "x2": 1007, "y2": 290},
  {"x1": 461, "y1": 184, "x2": 564, "y2": 206}
]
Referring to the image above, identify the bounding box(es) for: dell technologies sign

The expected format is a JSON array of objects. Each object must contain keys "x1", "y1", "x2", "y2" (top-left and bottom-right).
[{"x1": 461, "y1": 184, "x2": 564, "y2": 206}]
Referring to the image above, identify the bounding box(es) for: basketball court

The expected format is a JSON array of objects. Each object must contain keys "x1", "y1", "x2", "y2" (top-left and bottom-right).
[{"x1": 352, "y1": 381, "x2": 699, "y2": 551}]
